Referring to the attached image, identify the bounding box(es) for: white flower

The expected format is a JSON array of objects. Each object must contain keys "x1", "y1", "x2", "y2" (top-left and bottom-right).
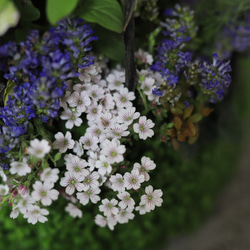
[
  {"x1": 124, "y1": 169, "x2": 145, "y2": 190},
  {"x1": 133, "y1": 116, "x2": 155, "y2": 140},
  {"x1": 135, "y1": 49, "x2": 153, "y2": 65},
  {"x1": 0, "y1": 184, "x2": 9, "y2": 196},
  {"x1": 0, "y1": 168, "x2": 7, "y2": 182},
  {"x1": 100, "y1": 139, "x2": 125, "y2": 164},
  {"x1": 10, "y1": 206, "x2": 20, "y2": 219},
  {"x1": 109, "y1": 124, "x2": 129, "y2": 139},
  {"x1": 17, "y1": 195, "x2": 35, "y2": 214},
  {"x1": 77, "y1": 187, "x2": 101, "y2": 205},
  {"x1": 96, "y1": 155, "x2": 112, "y2": 176},
  {"x1": 67, "y1": 91, "x2": 91, "y2": 113},
  {"x1": 53, "y1": 131, "x2": 75, "y2": 153},
  {"x1": 115, "y1": 208, "x2": 135, "y2": 224},
  {"x1": 23, "y1": 205, "x2": 49, "y2": 224},
  {"x1": 117, "y1": 191, "x2": 135, "y2": 210},
  {"x1": 133, "y1": 156, "x2": 156, "y2": 181},
  {"x1": 113, "y1": 87, "x2": 135, "y2": 108},
  {"x1": 86, "y1": 103, "x2": 103, "y2": 121},
  {"x1": 99, "y1": 198, "x2": 119, "y2": 217},
  {"x1": 106, "y1": 70, "x2": 125, "y2": 90},
  {"x1": 100, "y1": 93, "x2": 115, "y2": 110},
  {"x1": 140, "y1": 185, "x2": 163, "y2": 211},
  {"x1": 79, "y1": 133, "x2": 99, "y2": 151},
  {"x1": 109, "y1": 173, "x2": 126, "y2": 192},
  {"x1": 116, "y1": 107, "x2": 140, "y2": 125},
  {"x1": 60, "y1": 90, "x2": 71, "y2": 109},
  {"x1": 60, "y1": 172, "x2": 85, "y2": 195},
  {"x1": 65, "y1": 203, "x2": 82, "y2": 218},
  {"x1": 60, "y1": 108, "x2": 83, "y2": 129},
  {"x1": 141, "y1": 77, "x2": 155, "y2": 95},
  {"x1": 65, "y1": 155, "x2": 89, "y2": 177},
  {"x1": 82, "y1": 171, "x2": 100, "y2": 191},
  {"x1": 87, "y1": 85, "x2": 105, "y2": 101},
  {"x1": 27, "y1": 139, "x2": 51, "y2": 158},
  {"x1": 135, "y1": 203, "x2": 148, "y2": 215},
  {"x1": 95, "y1": 214, "x2": 117, "y2": 231},
  {"x1": 9, "y1": 158, "x2": 31, "y2": 176},
  {"x1": 72, "y1": 141, "x2": 84, "y2": 157},
  {"x1": 31, "y1": 181, "x2": 59, "y2": 206},
  {"x1": 40, "y1": 167, "x2": 60, "y2": 184}
]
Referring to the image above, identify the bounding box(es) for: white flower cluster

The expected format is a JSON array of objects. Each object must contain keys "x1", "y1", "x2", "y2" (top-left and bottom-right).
[{"x1": 1, "y1": 58, "x2": 163, "y2": 230}]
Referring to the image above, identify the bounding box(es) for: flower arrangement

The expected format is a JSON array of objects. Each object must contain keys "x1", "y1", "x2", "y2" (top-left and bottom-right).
[{"x1": 0, "y1": 0, "x2": 249, "y2": 234}]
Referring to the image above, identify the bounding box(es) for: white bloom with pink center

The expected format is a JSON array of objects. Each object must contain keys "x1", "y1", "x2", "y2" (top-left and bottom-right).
[
  {"x1": 10, "y1": 158, "x2": 31, "y2": 176},
  {"x1": 27, "y1": 139, "x2": 51, "y2": 158},
  {"x1": 99, "y1": 198, "x2": 119, "y2": 217},
  {"x1": 23, "y1": 205, "x2": 49, "y2": 224},
  {"x1": 100, "y1": 139, "x2": 125, "y2": 164},
  {"x1": 116, "y1": 107, "x2": 140, "y2": 126},
  {"x1": 140, "y1": 185, "x2": 163, "y2": 211},
  {"x1": 40, "y1": 167, "x2": 59, "y2": 184},
  {"x1": 60, "y1": 171, "x2": 85, "y2": 195},
  {"x1": 53, "y1": 131, "x2": 75, "y2": 153},
  {"x1": 31, "y1": 181, "x2": 59, "y2": 206},
  {"x1": 124, "y1": 169, "x2": 145, "y2": 190},
  {"x1": 109, "y1": 173, "x2": 126, "y2": 192},
  {"x1": 117, "y1": 191, "x2": 135, "y2": 210},
  {"x1": 115, "y1": 208, "x2": 135, "y2": 224},
  {"x1": 65, "y1": 203, "x2": 82, "y2": 218},
  {"x1": 77, "y1": 187, "x2": 101, "y2": 205},
  {"x1": 133, "y1": 116, "x2": 155, "y2": 140},
  {"x1": 133, "y1": 156, "x2": 156, "y2": 181}
]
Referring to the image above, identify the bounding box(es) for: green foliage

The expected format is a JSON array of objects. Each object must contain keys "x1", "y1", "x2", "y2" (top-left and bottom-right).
[
  {"x1": 46, "y1": 0, "x2": 78, "y2": 24},
  {"x1": 76, "y1": 0, "x2": 124, "y2": 33},
  {"x1": 92, "y1": 25, "x2": 125, "y2": 63}
]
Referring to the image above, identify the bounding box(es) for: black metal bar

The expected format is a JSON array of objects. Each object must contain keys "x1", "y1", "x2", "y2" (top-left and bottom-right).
[{"x1": 123, "y1": 0, "x2": 136, "y2": 92}]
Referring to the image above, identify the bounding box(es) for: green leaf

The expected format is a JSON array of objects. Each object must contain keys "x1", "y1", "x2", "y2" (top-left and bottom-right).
[
  {"x1": 54, "y1": 152, "x2": 61, "y2": 162},
  {"x1": 21, "y1": 4, "x2": 40, "y2": 21},
  {"x1": 3, "y1": 80, "x2": 16, "y2": 106},
  {"x1": 93, "y1": 25, "x2": 125, "y2": 62},
  {"x1": 76, "y1": 0, "x2": 123, "y2": 33},
  {"x1": 187, "y1": 113, "x2": 203, "y2": 123},
  {"x1": 46, "y1": 0, "x2": 79, "y2": 24}
]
